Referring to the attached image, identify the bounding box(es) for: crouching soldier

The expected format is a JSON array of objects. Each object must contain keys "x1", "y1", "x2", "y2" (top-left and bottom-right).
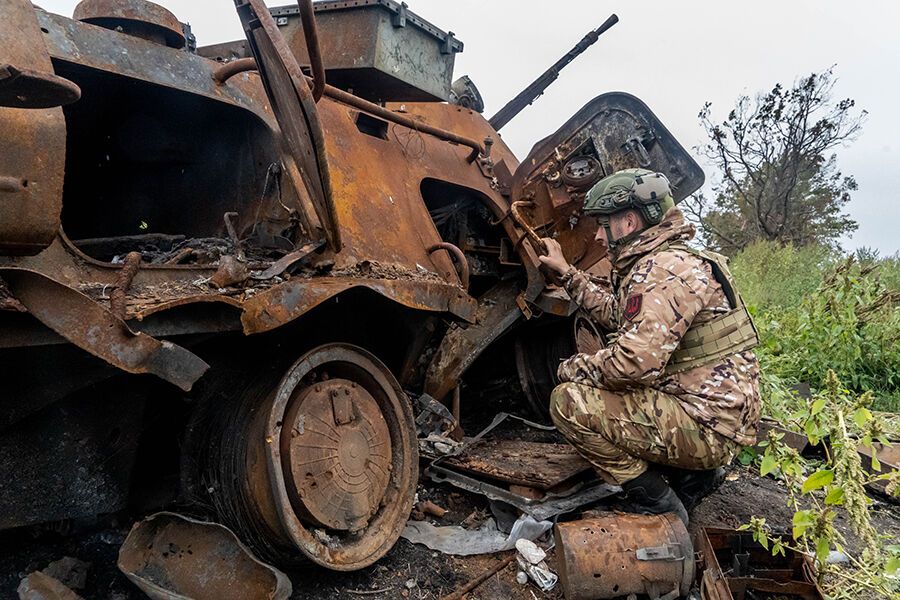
[{"x1": 539, "y1": 168, "x2": 761, "y2": 524}]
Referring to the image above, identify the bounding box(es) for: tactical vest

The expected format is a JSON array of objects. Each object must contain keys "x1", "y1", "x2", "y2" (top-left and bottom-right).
[{"x1": 651, "y1": 242, "x2": 760, "y2": 375}]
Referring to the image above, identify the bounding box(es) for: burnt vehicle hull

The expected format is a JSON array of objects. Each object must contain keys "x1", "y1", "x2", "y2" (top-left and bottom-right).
[{"x1": 0, "y1": 0, "x2": 703, "y2": 570}]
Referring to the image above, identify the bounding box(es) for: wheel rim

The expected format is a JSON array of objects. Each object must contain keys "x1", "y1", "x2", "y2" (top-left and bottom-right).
[{"x1": 263, "y1": 344, "x2": 417, "y2": 570}]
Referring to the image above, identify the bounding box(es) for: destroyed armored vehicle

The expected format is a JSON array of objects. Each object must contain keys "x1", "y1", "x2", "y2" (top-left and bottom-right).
[{"x1": 0, "y1": 0, "x2": 703, "y2": 570}]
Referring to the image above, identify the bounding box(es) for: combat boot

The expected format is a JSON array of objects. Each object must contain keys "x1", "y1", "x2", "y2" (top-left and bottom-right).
[
  {"x1": 620, "y1": 469, "x2": 689, "y2": 526},
  {"x1": 669, "y1": 467, "x2": 725, "y2": 511}
]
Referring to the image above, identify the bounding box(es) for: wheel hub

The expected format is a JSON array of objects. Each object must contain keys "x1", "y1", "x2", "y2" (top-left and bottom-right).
[{"x1": 282, "y1": 378, "x2": 392, "y2": 532}]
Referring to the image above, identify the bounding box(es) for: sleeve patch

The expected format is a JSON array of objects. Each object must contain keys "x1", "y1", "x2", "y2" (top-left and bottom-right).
[{"x1": 623, "y1": 294, "x2": 643, "y2": 321}]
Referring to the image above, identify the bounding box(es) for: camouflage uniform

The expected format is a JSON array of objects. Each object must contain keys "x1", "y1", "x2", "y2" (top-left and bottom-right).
[{"x1": 550, "y1": 208, "x2": 761, "y2": 484}]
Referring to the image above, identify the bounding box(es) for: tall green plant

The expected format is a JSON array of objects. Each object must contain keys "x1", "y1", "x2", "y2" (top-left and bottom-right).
[{"x1": 745, "y1": 372, "x2": 899, "y2": 599}]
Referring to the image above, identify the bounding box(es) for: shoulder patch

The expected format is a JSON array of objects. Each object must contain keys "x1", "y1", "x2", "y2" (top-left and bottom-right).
[{"x1": 623, "y1": 294, "x2": 643, "y2": 321}]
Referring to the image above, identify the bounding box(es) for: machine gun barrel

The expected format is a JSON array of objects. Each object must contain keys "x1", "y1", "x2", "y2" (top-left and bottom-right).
[{"x1": 488, "y1": 14, "x2": 619, "y2": 132}]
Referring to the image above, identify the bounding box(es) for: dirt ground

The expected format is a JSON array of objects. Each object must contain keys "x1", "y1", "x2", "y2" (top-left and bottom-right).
[{"x1": 1, "y1": 463, "x2": 897, "y2": 600}]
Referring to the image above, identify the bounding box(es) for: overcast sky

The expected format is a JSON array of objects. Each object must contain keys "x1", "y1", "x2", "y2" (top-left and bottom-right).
[{"x1": 38, "y1": 1, "x2": 899, "y2": 254}]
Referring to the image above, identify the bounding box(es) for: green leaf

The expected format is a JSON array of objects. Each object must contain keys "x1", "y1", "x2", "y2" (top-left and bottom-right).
[
  {"x1": 853, "y1": 407, "x2": 873, "y2": 428},
  {"x1": 760, "y1": 454, "x2": 778, "y2": 477},
  {"x1": 824, "y1": 486, "x2": 845, "y2": 506},
  {"x1": 815, "y1": 536, "x2": 830, "y2": 564},
  {"x1": 792, "y1": 510, "x2": 814, "y2": 539},
  {"x1": 811, "y1": 398, "x2": 826, "y2": 415},
  {"x1": 802, "y1": 470, "x2": 834, "y2": 494},
  {"x1": 886, "y1": 556, "x2": 900, "y2": 576}
]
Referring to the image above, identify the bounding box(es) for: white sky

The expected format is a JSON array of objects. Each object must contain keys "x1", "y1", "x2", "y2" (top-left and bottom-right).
[{"x1": 37, "y1": 1, "x2": 900, "y2": 254}]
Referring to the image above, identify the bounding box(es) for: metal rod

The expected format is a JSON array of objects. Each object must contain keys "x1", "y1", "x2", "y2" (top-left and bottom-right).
[
  {"x1": 213, "y1": 57, "x2": 484, "y2": 159},
  {"x1": 440, "y1": 552, "x2": 516, "y2": 600},
  {"x1": 296, "y1": 0, "x2": 325, "y2": 102},
  {"x1": 212, "y1": 57, "x2": 257, "y2": 84},
  {"x1": 323, "y1": 84, "x2": 484, "y2": 160},
  {"x1": 451, "y1": 385, "x2": 461, "y2": 424}
]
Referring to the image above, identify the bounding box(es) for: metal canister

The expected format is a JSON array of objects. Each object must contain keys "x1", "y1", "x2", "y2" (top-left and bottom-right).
[{"x1": 554, "y1": 512, "x2": 694, "y2": 600}]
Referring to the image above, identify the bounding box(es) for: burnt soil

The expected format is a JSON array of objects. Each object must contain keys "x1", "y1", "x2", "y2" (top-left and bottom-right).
[{"x1": 1, "y1": 464, "x2": 897, "y2": 600}]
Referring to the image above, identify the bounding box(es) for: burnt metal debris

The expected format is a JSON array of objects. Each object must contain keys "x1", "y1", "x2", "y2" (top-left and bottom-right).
[
  {"x1": 696, "y1": 527, "x2": 825, "y2": 600},
  {"x1": 555, "y1": 513, "x2": 694, "y2": 600},
  {"x1": 117, "y1": 512, "x2": 292, "y2": 600},
  {"x1": 0, "y1": 0, "x2": 706, "y2": 573}
]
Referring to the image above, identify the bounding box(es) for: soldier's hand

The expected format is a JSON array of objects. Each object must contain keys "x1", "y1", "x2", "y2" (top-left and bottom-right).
[{"x1": 538, "y1": 238, "x2": 571, "y2": 278}]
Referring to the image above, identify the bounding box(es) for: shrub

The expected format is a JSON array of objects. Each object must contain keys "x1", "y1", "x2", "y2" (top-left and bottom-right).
[{"x1": 730, "y1": 242, "x2": 900, "y2": 413}]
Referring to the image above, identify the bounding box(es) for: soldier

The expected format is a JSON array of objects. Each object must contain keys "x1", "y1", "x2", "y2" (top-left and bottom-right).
[{"x1": 538, "y1": 168, "x2": 761, "y2": 524}]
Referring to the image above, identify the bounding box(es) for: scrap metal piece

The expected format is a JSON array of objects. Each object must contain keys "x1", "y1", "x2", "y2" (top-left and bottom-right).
[
  {"x1": 250, "y1": 241, "x2": 323, "y2": 280},
  {"x1": 427, "y1": 465, "x2": 618, "y2": 522},
  {"x1": 2, "y1": 268, "x2": 208, "y2": 391},
  {"x1": 554, "y1": 513, "x2": 694, "y2": 600},
  {"x1": 109, "y1": 251, "x2": 141, "y2": 319},
  {"x1": 117, "y1": 512, "x2": 292, "y2": 600},
  {"x1": 17, "y1": 572, "x2": 83, "y2": 600},
  {"x1": 424, "y1": 279, "x2": 523, "y2": 402}
]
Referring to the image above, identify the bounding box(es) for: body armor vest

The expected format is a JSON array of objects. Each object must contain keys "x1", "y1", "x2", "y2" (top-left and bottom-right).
[{"x1": 653, "y1": 242, "x2": 760, "y2": 375}]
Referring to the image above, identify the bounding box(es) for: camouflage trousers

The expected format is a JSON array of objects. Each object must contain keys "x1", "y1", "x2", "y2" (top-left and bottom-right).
[{"x1": 550, "y1": 382, "x2": 739, "y2": 485}]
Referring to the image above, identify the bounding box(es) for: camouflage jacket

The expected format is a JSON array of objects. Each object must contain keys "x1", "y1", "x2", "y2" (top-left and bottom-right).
[{"x1": 558, "y1": 208, "x2": 761, "y2": 445}]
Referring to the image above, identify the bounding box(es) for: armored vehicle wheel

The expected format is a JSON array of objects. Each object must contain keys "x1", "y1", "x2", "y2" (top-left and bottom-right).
[
  {"x1": 515, "y1": 315, "x2": 604, "y2": 421},
  {"x1": 202, "y1": 343, "x2": 417, "y2": 570}
]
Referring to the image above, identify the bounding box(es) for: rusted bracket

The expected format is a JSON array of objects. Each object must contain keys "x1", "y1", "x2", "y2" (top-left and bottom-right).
[
  {"x1": 427, "y1": 242, "x2": 469, "y2": 291},
  {"x1": 1, "y1": 268, "x2": 209, "y2": 391}
]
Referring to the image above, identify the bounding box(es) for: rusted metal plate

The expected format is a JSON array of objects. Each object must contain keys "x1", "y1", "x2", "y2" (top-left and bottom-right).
[
  {"x1": 443, "y1": 440, "x2": 591, "y2": 490},
  {"x1": 118, "y1": 512, "x2": 292, "y2": 600},
  {"x1": 1, "y1": 268, "x2": 208, "y2": 391},
  {"x1": 235, "y1": 0, "x2": 339, "y2": 251},
  {"x1": 554, "y1": 513, "x2": 694, "y2": 600}
]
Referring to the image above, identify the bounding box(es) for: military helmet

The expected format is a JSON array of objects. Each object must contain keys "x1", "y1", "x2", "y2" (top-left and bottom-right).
[{"x1": 582, "y1": 168, "x2": 675, "y2": 226}]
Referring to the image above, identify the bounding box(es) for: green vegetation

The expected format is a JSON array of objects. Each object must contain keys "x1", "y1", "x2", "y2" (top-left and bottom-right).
[
  {"x1": 731, "y1": 240, "x2": 900, "y2": 414},
  {"x1": 745, "y1": 373, "x2": 899, "y2": 598}
]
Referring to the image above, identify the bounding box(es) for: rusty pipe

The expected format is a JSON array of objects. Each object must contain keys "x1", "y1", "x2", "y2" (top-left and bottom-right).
[
  {"x1": 427, "y1": 242, "x2": 470, "y2": 291},
  {"x1": 110, "y1": 251, "x2": 142, "y2": 320},
  {"x1": 212, "y1": 57, "x2": 484, "y2": 158},
  {"x1": 324, "y1": 84, "x2": 484, "y2": 159},
  {"x1": 212, "y1": 57, "x2": 257, "y2": 84},
  {"x1": 510, "y1": 201, "x2": 548, "y2": 254},
  {"x1": 297, "y1": 0, "x2": 325, "y2": 102}
]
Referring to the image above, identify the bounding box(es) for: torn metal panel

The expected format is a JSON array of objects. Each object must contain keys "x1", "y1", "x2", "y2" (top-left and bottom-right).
[
  {"x1": 2, "y1": 268, "x2": 208, "y2": 391},
  {"x1": 118, "y1": 512, "x2": 292, "y2": 600}
]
